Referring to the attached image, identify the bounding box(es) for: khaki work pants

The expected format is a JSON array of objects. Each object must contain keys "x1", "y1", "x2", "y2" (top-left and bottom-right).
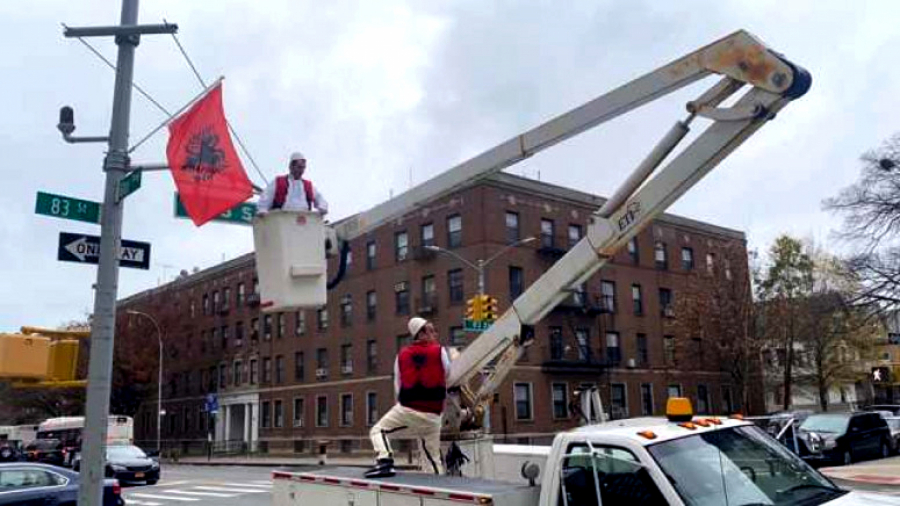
[{"x1": 369, "y1": 404, "x2": 443, "y2": 474}]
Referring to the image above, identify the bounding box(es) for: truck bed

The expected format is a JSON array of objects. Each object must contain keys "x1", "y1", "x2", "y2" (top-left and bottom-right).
[{"x1": 273, "y1": 467, "x2": 541, "y2": 505}]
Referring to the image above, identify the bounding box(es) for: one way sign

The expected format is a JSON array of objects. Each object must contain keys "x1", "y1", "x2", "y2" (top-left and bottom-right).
[{"x1": 57, "y1": 232, "x2": 151, "y2": 270}]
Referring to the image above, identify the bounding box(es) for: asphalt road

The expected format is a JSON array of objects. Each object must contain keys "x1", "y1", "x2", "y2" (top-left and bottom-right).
[{"x1": 123, "y1": 463, "x2": 900, "y2": 506}]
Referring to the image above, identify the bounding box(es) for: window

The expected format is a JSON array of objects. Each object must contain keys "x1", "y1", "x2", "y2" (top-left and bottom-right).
[
  {"x1": 568, "y1": 224, "x2": 582, "y2": 248},
  {"x1": 421, "y1": 223, "x2": 434, "y2": 247},
  {"x1": 222, "y1": 287, "x2": 231, "y2": 310},
  {"x1": 606, "y1": 332, "x2": 621, "y2": 365},
  {"x1": 237, "y1": 282, "x2": 246, "y2": 305},
  {"x1": 341, "y1": 394, "x2": 353, "y2": 426},
  {"x1": 681, "y1": 247, "x2": 694, "y2": 270},
  {"x1": 366, "y1": 340, "x2": 377, "y2": 372},
  {"x1": 233, "y1": 360, "x2": 242, "y2": 386},
  {"x1": 664, "y1": 335, "x2": 676, "y2": 365},
  {"x1": 294, "y1": 352, "x2": 304, "y2": 381},
  {"x1": 341, "y1": 344, "x2": 353, "y2": 374},
  {"x1": 367, "y1": 392, "x2": 378, "y2": 426},
  {"x1": 395, "y1": 231, "x2": 409, "y2": 262},
  {"x1": 667, "y1": 384, "x2": 682, "y2": 399},
  {"x1": 636, "y1": 333, "x2": 648, "y2": 366},
  {"x1": 641, "y1": 384, "x2": 654, "y2": 416},
  {"x1": 190, "y1": 300, "x2": 196, "y2": 318},
  {"x1": 340, "y1": 294, "x2": 353, "y2": 326},
  {"x1": 725, "y1": 259, "x2": 732, "y2": 280},
  {"x1": 276, "y1": 355, "x2": 285, "y2": 384},
  {"x1": 541, "y1": 219, "x2": 555, "y2": 248},
  {"x1": 395, "y1": 282, "x2": 410, "y2": 315},
  {"x1": 552, "y1": 383, "x2": 569, "y2": 419},
  {"x1": 235, "y1": 321, "x2": 244, "y2": 347},
  {"x1": 550, "y1": 327, "x2": 564, "y2": 360},
  {"x1": 293, "y1": 398, "x2": 304, "y2": 427},
  {"x1": 654, "y1": 241, "x2": 668, "y2": 270},
  {"x1": 274, "y1": 399, "x2": 284, "y2": 428},
  {"x1": 366, "y1": 291, "x2": 377, "y2": 321},
  {"x1": 628, "y1": 237, "x2": 639, "y2": 264},
  {"x1": 221, "y1": 326, "x2": 229, "y2": 348},
  {"x1": 697, "y1": 385, "x2": 710, "y2": 414},
  {"x1": 505, "y1": 212, "x2": 520, "y2": 243},
  {"x1": 317, "y1": 308, "x2": 329, "y2": 331},
  {"x1": 600, "y1": 281, "x2": 615, "y2": 313},
  {"x1": 264, "y1": 314, "x2": 273, "y2": 340},
  {"x1": 316, "y1": 396, "x2": 328, "y2": 427},
  {"x1": 277, "y1": 313, "x2": 286, "y2": 338},
  {"x1": 631, "y1": 284, "x2": 643, "y2": 315},
  {"x1": 447, "y1": 214, "x2": 462, "y2": 248},
  {"x1": 509, "y1": 266, "x2": 524, "y2": 300},
  {"x1": 693, "y1": 337, "x2": 704, "y2": 366},
  {"x1": 316, "y1": 348, "x2": 328, "y2": 378},
  {"x1": 366, "y1": 240, "x2": 376, "y2": 270},
  {"x1": 261, "y1": 401, "x2": 271, "y2": 428},
  {"x1": 721, "y1": 386, "x2": 734, "y2": 414},
  {"x1": 575, "y1": 328, "x2": 590, "y2": 361},
  {"x1": 514, "y1": 383, "x2": 533, "y2": 420},
  {"x1": 559, "y1": 444, "x2": 664, "y2": 506},
  {"x1": 659, "y1": 288, "x2": 673, "y2": 316},
  {"x1": 706, "y1": 252, "x2": 715, "y2": 273},
  {"x1": 610, "y1": 383, "x2": 628, "y2": 419},
  {"x1": 421, "y1": 275, "x2": 436, "y2": 308},
  {"x1": 202, "y1": 294, "x2": 209, "y2": 315},
  {"x1": 295, "y1": 311, "x2": 306, "y2": 336},
  {"x1": 219, "y1": 364, "x2": 226, "y2": 387},
  {"x1": 448, "y1": 269, "x2": 464, "y2": 304},
  {"x1": 250, "y1": 359, "x2": 258, "y2": 384},
  {"x1": 450, "y1": 326, "x2": 465, "y2": 346},
  {"x1": 263, "y1": 357, "x2": 272, "y2": 383}
]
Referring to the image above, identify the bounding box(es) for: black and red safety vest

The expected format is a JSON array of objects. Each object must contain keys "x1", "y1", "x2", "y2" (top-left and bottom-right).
[
  {"x1": 272, "y1": 175, "x2": 316, "y2": 210},
  {"x1": 397, "y1": 341, "x2": 446, "y2": 414}
]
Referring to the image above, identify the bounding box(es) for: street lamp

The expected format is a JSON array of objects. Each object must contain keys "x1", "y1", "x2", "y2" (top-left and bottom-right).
[
  {"x1": 127, "y1": 310, "x2": 163, "y2": 453},
  {"x1": 426, "y1": 236, "x2": 536, "y2": 295}
]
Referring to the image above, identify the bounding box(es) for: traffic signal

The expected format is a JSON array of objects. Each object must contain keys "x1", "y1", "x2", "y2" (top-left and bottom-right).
[
  {"x1": 483, "y1": 296, "x2": 499, "y2": 322},
  {"x1": 1, "y1": 328, "x2": 87, "y2": 388},
  {"x1": 466, "y1": 296, "x2": 483, "y2": 321},
  {"x1": 872, "y1": 366, "x2": 892, "y2": 384}
]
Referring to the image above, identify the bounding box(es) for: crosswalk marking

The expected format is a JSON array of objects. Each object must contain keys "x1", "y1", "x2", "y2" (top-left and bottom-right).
[
  {"x1": 157, "y1": 480, "x2": 191, "y2": 487},
  {"x1": 227, "y1": 482, "x2": 272, "y2": 488},
  {"x1": 126, "y1": 501, "x2": 162, "y2": 506},
  {"x1": 251, "y1": 480, "x2": 274, "y2": 485},
  {"x1": 130, "y1": 492, "x2": 201, "y2": 502},
  {"x1": 192, "y1": 485, "x2": 270, "y2": 493},
  {"x1": 165, "y1": 489, "x2": 237, "y2": 498}
]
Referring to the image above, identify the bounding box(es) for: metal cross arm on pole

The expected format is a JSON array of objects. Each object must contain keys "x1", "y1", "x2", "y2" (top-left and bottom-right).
[{"x1": 63, "y1": 23, "x2": 177, "y2": 39}]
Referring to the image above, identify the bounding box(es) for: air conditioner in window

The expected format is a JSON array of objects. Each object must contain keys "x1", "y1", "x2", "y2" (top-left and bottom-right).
[
  {"x1": 663, "y1": 306, "x2": 675, "y2": 318},
  {"x1": 316, "y1": 368, "x2": 328, "y2": 379},
  {"x1": 341, "y1": 363, "x2": 354, "y2": 375},
  {"x1": 627, "y1": 358, "x2": 636, "y2": 369}
]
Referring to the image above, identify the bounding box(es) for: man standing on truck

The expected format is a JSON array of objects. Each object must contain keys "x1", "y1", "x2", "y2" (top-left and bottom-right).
[
  {"x1": 256, "y1": 152, "x2": 329, "y2": 214},
  {"x1": 366, "y1": 317, "x2": 451, "y2": 478}
]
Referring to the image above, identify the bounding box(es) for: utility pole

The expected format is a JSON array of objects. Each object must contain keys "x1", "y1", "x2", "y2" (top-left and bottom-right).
[{"x1": 60, "y1": 3, "x2": 177, "y2": 504}]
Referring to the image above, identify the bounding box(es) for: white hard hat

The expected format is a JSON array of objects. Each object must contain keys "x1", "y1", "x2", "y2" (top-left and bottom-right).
[
  {"x1": 290, "y1": 152, "x2": 306, "y2": 162},
  {"x1": 408, "y1": 317, "x2": 428, "y2": 338}
]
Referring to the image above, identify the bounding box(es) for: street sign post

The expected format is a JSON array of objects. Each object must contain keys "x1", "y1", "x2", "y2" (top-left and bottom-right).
[
  {"x1": 173, "y1": 193, "x2": 256, "y2": 225},
  {"x1": 57, "y1": 232, "x2": 151, "y2": 270},
  {"x1": 464, "y1": 319, "x2": 492, "y2": 332},
  {"x1": 35, "y1": 191, "x2": 101, "y2": 224},
  {"x1": 116, "y1": 170, "x2": 142, "y2": 202}
]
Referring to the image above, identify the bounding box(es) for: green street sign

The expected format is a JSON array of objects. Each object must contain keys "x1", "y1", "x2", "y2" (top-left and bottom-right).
[
  {"x1": 35, "y1": 191, "x2": 101, "y2": 224},
  {"x1": 464, "y1": 319, "x2": 492, "y2": 332},
  {"x1": 173, "y1": 193, "x2": 257, "y2": 225},
  {"x1": 117, "y1": 170, "x2": 142, "y2": 202}
]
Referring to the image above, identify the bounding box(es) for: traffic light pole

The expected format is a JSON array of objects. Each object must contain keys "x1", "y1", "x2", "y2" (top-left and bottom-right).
[{"x1": 61, "y1": 3, "x2": 177, "y2": 504}]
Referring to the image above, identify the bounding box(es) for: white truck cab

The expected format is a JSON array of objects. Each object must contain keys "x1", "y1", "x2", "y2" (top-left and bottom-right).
[{"x1": 273, "y1": 399, "x2": 899, "y2": 506}]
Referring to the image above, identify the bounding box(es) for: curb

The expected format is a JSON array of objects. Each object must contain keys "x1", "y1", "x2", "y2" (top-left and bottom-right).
[{"x1": 821, "y1": 469, "x2": 900, "y2": 487}]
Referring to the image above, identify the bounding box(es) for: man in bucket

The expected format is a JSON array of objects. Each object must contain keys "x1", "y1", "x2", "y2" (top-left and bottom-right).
[{"x1": 366, "y1": 317, "x2": 451, "y2": 478}]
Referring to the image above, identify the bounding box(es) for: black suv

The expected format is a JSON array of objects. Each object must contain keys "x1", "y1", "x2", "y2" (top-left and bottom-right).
[
  {"x1": 798, "y1": 412, "x2": 892, "y2": 466},
  {"x1": 24, "y1": 439, "x2": 65, "y2": 466}
]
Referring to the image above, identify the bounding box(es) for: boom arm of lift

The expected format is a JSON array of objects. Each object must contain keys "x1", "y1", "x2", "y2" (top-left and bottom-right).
[{"x1": 331, "y1": 30, "x2": 810, "y2": 431}]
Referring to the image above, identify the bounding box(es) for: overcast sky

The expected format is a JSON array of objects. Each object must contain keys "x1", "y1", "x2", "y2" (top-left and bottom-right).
[{"x1": 0, "y1": 0, "x2": 897, "y2": 331}]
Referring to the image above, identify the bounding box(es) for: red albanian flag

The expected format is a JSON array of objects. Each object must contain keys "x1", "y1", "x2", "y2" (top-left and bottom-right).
[{"x1": 166, "y1": 83, "x2": 253, "y2": 226}]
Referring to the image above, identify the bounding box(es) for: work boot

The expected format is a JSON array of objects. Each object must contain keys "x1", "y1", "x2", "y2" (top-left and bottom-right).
[{"x1": 364, "y1": 458, "x2": 396, "y2": 478}]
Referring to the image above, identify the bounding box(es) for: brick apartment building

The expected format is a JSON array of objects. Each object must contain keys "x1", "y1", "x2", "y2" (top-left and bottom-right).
[{"x1": 117, "y1": 172, "x2": 755, "y2": 455}]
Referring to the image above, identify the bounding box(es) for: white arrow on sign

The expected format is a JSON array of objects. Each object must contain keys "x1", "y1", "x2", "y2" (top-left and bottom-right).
[{"x1": 64, "y1": 237, "x2": 144, "y2": 263}]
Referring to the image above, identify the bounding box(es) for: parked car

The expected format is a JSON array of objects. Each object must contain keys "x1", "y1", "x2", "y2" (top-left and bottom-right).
[
  {"x1": 798, "y1": 411, "x2": 892, "y2": 466},
  {"x1": 0, "y1": 442, "x2": 22, "y2": 463},
  {"x1": 75, "y1": 444, "x2": 160, "y2": 484},
  {"x1": 24, "y1": 439, "x2": 65, "y2": 467},
  {"x1": 884, "y1": 416, "x2": 900, "y2": 454},
  {"x1": 864, "y1": 404, "x2": 900, "y2": 415},
  {"x1": 0, "y1": 462, "x2": 123, "y2": 506}
]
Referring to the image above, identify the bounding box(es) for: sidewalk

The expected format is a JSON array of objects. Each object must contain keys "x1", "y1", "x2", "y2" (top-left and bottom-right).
[
  {"x1": 820, "y1": 455, "x2": 900, "y2": 487},
  {"x1": 175, "y1": 454, "x2": 417, "y2": 470}
]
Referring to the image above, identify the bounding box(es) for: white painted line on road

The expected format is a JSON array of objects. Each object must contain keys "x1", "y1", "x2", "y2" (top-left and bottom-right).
[
  {"x1": 126, "y1": 501, "x2": 162, "y2": 506},
  {"x1": 166, "y1": 490, "x2": 236, "y2": 498},
  {"x1": 158, "y1": 480, "x2": 191, "y2": 486},
  {"x1": 130, "y1": 492, "x2": 201, "y2": 502},
  {"x1": 193, "y1": 485, "x2": 269, "y2": 493},
  {"x1": 251, "y1": 480, "x2": 274, "y2": 485},
  {"x1": 227, "y1": 482, "x2": 272, "y2": 488}
]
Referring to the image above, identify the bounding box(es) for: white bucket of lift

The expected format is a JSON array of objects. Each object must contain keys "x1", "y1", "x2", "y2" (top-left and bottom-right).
[{"x1": 252, "y1": 210, "x2": 327, "y2": 312}]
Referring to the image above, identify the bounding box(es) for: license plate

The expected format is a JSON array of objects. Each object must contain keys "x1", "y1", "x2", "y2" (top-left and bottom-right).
[{"x1": 135, "y1": 472, "x2": 145, "y2": 478}]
